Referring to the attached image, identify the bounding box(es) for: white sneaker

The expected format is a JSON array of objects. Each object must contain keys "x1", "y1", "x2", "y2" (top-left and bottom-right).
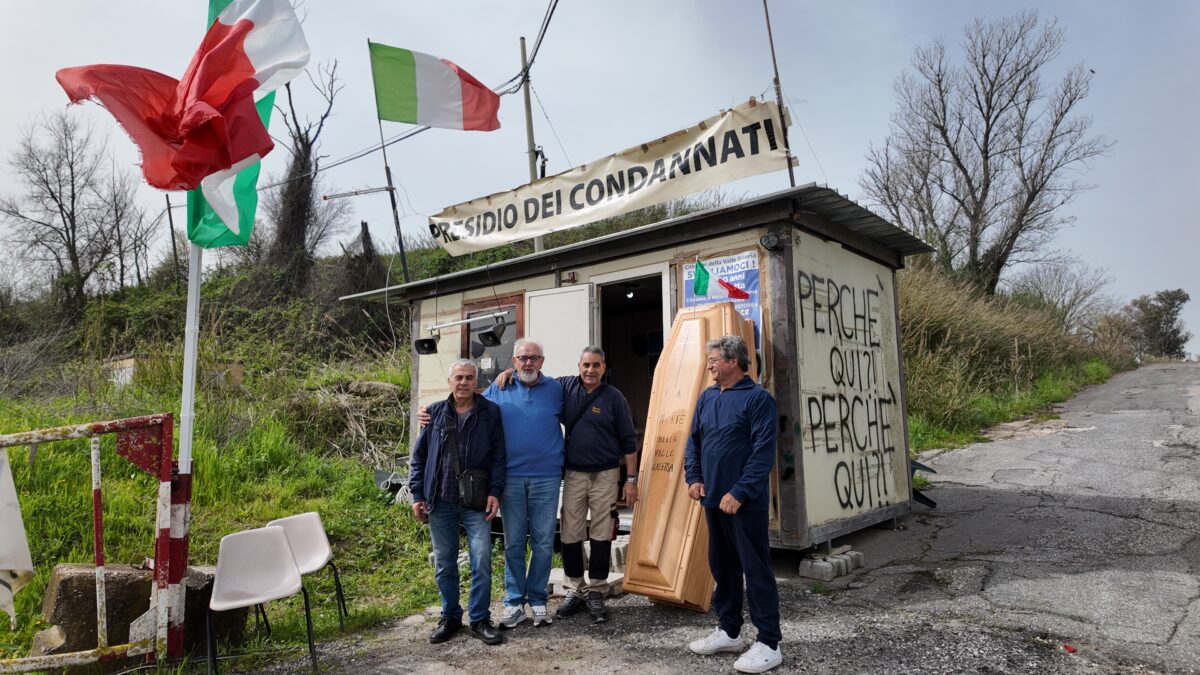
[
  {"x1": 733, "y1": 641, "x2": 783, "y2": 673},
  {"x1": 530, "y1": 604, "x2": 553, "y2": 626},
  {"x1": 499, "y1": 604, "x2": 526, "y2": 629},
  {"x1": 688, "y1": 627, "x2": 742, "y2": 655}
]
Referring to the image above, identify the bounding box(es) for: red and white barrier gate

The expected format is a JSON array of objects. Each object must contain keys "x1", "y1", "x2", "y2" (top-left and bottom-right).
[{"x1": 0, "y1": 413, "x2": 190, "y2": 672}]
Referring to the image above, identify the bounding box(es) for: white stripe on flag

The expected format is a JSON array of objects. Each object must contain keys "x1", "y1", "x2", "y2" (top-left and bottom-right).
[
  {"x1": 413, "y1": 51, "x2": 464, "y2": 129},
  {"x1": 200, "y1": 154, "x2": 260, "y2": 234}
]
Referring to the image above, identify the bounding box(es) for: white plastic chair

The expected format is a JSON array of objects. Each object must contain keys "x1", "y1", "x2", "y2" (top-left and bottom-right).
[
  {"x1": 267, "y1": 512, "x2": 349, "y2": 629},
  {"x1": 207, "y1": 526, "x2": 317, "y2": 674}
]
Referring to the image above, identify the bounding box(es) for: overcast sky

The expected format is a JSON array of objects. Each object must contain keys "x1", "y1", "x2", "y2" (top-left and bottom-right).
[{"x1": 1, "y1": 1, "x2": 1196, "y2": 353}]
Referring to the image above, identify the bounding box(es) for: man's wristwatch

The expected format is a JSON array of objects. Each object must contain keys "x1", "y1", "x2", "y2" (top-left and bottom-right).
[{"x1": 626, "y1": 475, "x2": 639, "y2": 485}]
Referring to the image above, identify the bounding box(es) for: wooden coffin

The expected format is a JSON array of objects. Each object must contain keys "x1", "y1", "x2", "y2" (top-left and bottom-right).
[{"x1": 624, "y1": 302, "x2": 757, "y2": 611}]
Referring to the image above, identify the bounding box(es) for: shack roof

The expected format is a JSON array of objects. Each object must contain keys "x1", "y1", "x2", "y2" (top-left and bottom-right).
[{"x1": 341, "y1": 183, "x2": 931, "y2": 304}]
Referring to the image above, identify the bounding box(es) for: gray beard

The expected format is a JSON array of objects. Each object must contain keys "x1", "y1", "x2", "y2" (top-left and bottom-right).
[{"x1": 517, "y1": 369, "x2": 540, "y2": 385}]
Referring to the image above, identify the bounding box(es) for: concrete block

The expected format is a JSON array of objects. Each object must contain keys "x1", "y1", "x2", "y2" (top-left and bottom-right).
[
  {"x1": 830, "y1": 555, "x2": 849, "y2": 577},
  {"x1": 847, "y1": 550, "x2": 865, "y2": 569},
  {"x1": 797, "y1": 559, "x2": 835, "y2": 582},
  {"x1": 39, "y1": 563, "x2": 152, "y2": 652},
  {"x1": 185, "y1": 565, "x2": 249, "y2": 655},
  {"x1": 29, "y1": 625, "x2": 65, "y2": 657}
]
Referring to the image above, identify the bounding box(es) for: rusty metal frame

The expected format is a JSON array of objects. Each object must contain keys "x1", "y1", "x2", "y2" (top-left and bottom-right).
[{"x1": 0, "y1": 413, "x2": 186, "y2": 673}]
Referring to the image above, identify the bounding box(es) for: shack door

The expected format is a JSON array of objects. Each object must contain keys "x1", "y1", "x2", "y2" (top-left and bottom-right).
[{"x1": 525, "y1": 285, "x2": 593, "y2": 377}]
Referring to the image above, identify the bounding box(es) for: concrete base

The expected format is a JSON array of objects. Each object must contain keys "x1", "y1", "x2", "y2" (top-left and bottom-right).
[
  {"x1": 35, "y1": 563, "x2": 152, "y2": 654},
  {"x1": 184, "y1": 565, "x2": 249, "y2": 655},
  {"x1": 798, "y1": 550, "x2": 865, "y2": 582}
]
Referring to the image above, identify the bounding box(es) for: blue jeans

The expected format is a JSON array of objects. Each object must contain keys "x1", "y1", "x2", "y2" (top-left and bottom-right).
[
  {"x1": 428, "y1": 501, "x2": 492, "y2": 625},
  {"x1": 501, "y1": 475, "x2": 560, "y2": 607}
]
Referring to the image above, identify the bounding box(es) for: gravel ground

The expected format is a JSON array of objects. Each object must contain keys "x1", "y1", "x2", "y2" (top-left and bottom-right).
[{"x1": 246, "y1": 579, "x2": 1107, "y2": 675}]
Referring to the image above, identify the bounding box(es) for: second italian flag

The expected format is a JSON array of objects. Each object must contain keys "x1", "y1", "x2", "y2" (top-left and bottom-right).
[
  {"x1": 693, "y1": 260, "x2": 750, "y2": 300},
  {"x1": 369, "y1": 42, "x2": 501, "y2": 131}
]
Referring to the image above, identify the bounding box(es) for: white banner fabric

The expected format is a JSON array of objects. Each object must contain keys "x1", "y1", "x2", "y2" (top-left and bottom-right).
[
  {"x1": 0, "y1": 449, "x2": 34, "y2": 629},
  {"x1": 430, "y1": 99, "x2": 791, "y2": 256}
]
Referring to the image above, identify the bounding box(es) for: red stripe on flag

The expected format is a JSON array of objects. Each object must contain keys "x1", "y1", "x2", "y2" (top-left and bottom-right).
[
  {"x1": 717, "y1": 277, "x2": 750, "y2": 300},
  {"x1": 441, "y1": 58, "x2": 501, "y2": 131}
]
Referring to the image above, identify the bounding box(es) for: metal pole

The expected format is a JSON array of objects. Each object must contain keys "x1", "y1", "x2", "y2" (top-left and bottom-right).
[
  {"x1": 762, "y1": 0, "x2": 796, "y2": 188},
  {"x1": 178, "y1": 243, "x2": 201, "y2": 477},
  {"x1": 377, "y1": 119, "x2": 411, "y2": 283},
  {"x1": 90, "y1": 436, "x2": 107, "y2": 648},
  {"x1": 521, "y1": 37, "x2": 544, "y2": 252},
  {"x1": 164, "y1": 195, "x2": 180, "y2": 293}
]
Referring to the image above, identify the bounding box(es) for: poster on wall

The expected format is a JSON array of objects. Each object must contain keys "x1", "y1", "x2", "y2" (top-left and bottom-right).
[{"x1": 682, "y1": 250, "x2": 761, "y2": 346}]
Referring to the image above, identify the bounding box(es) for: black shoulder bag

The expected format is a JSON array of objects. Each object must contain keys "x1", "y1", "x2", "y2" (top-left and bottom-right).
[{"x1": 444, "y1": 412, "x2": 489, "y2": 511}]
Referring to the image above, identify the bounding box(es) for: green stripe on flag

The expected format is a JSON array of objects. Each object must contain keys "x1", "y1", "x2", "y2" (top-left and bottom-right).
[
  {"x1": 185, "y1": 0, "x2": 266, "y2": 250},
  {"x1": 693, "y1": 260, "x2": 710, "y2": 296},
  {"x1": 369, "y1": 42, "x2": 419, "y2": 123},
  {"x1": 186, "y1": 93, "x2": 272, "y2": 249}
]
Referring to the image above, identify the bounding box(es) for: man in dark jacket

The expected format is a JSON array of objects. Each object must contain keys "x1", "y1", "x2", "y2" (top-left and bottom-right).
[
  {"x1": 409, "y1": 359, "x2": 507, "y2": 646},
  {"x1": 554, "y1": 346, "x2": 638, "y2": 623},
  {"x1": 684, "y1": 336, "x2": 782, "y2": 674}
]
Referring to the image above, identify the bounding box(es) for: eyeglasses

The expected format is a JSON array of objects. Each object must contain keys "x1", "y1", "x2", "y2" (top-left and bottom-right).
[
  {"x1": 515, "y1": 355, "x2": 545, "y2": 363},
  {"x1": 706, "y1": 358, "x2": 728, "y2": 365}
]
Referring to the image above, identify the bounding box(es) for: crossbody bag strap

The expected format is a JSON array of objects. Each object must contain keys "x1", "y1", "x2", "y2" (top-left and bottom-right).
[{"x1": 565, "y1": 384, "x2": 606, "y2": 439}]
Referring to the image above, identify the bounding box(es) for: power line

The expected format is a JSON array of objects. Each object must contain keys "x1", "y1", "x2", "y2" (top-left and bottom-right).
[
  {"x1": 531, "y1": 83, "x2": 572, "y2": 167},
  {"x1": 782, "y1": 89, "x2": 830, "y2": 186},
  {"x1": 258, "y1": 0, "x2": 562, "y2": 193}
]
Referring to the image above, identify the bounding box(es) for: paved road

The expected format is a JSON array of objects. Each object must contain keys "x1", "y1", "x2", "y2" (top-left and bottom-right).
[
  {"x1": 840, "y1": 361, "x2": 1200, "y2": 673},
  {"x1": 257, "y1": 363, "x2": 1199, "y2": 674}
]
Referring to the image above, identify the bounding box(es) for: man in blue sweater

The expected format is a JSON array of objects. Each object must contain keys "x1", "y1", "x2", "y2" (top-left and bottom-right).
[
  {"x1": 684, "y1": 335, "x2": 782, "y2": 674},
  {"x1": 484, "y1": 338, "x2": 564, "y2": 629}
]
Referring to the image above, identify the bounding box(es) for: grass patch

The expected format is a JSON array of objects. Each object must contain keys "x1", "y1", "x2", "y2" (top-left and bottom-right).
[
  {"x1": 0, "y1": 360, "x2": 433, "y2": 659},
  {"x1": 906, "y1": 357, "x2": 1115, "y2": 452}
]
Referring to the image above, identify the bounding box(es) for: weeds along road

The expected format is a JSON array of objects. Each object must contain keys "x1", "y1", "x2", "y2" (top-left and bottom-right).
[{"x1": 256, "y1": 363, "x2": 1200, "y2": 675}]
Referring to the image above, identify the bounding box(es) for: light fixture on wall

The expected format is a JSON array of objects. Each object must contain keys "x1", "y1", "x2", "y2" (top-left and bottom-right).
[
  {"x1": 760, "y1": 232, "x2": 785, "y2": 252},
  {"x1": 622, "y1": 283, "x2": 636, "y2": 300},
  {"x1": 411, "y1": 311, "x2": 507, "y2": 355},
  {"x1": 477, "y1": 317, "x2": 506, "y2": 347},
  {"x1": 414, "y1": 330, "x2": 441, "y2": 355}
]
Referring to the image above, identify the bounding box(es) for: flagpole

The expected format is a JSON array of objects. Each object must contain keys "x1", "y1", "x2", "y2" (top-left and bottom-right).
[
  {"x1": 761, "y1": 0, "x2": 796, "y2": 188},
  {"x1": 178, "y1": 242, "x2": 202, "y2": 476},
  {"x1": 369, "y1": 39, "x2": 411, "y2": 283}
]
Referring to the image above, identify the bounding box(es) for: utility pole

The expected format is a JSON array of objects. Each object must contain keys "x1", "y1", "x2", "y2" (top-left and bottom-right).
[
  {"x1": 521, "y1": 37, "x2": 544, "y2": 252},
  {"x1": 762, "y1": 0, "x2": 796, "y2": 188}
]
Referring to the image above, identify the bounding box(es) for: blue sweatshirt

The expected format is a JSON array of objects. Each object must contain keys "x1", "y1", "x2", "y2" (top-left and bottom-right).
[
  {"x1": 683, "y1": 375, "x2": 778, "y2": 512},
  {"x1": 484, "y1": 374, "x2": 564, "y2": 477},
  {"x1": 559, "y1": 376, "x2": 638, "y2": 472}
]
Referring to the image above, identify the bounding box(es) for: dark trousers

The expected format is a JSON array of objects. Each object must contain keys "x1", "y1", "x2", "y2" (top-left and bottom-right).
[{"x1": 705, "y1": 507, "x2": 781, "y2": 648}]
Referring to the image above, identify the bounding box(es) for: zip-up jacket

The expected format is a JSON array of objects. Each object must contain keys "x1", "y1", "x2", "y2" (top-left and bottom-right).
[
  {"x1": 409, "y1": 394, "x2": 507, "y2": 504},
  {"x1": 559, "y1": 376, "x2": 638, "y2": 472},
  {"x1": 683, "y1": 375, "x2": 778, "y2": 512}
]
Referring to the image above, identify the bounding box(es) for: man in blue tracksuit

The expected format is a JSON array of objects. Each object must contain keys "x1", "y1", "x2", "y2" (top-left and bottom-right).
[
  {"x1": 409, "y1": 359, "x2": 507, "y2": 645},
  {"x1": 684, "y1": 335, "x2": 782, "y2": 674}
]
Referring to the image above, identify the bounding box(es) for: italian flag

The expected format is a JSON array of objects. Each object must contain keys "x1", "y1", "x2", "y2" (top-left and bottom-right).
[
  {"x1": 693, "y1": 260, "x2": 750, "y2": 300},
  {"x1": 56, "y1": 0, "x2": 310, "y2": 247},
  {"x1": 368, "y1": 42, "x2": 501, "y2": 131}
]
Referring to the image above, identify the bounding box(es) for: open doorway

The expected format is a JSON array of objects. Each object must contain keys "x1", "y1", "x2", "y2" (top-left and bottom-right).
[{"x1": 598, "y1": 275, "x2": 664, "y2": 451}]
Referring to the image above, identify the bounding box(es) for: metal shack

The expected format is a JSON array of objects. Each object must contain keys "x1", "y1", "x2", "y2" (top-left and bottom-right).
[{"x1": 343, "y1": 183, "x2": 931, "y2": 550}]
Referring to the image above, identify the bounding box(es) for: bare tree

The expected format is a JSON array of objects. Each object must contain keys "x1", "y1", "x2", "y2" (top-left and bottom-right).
[
  {"x1": 861, "y1": 11, "x2": 1112, "y2": 294},
  {"x1": 96, "y1": 164, "x2": 155, "y2": 290},
  {"x1": 267, "y1": 60, "x2": 344, "y2": 291},
  {"x1": 1006, "y1": 260, "x2": 1116, "y2": 335},
  {"x1": 261, "y1": 170, "x2": 353, "y2": 257},
  {"x1": 0, "y1": 113, "x2": 115, "y2": 321}
]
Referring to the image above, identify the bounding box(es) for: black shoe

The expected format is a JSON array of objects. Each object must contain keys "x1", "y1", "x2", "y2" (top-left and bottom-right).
[
  {"x1": 470, "y1": 620, "x2": 504, "y2": 645},
  {"x1": 556, "y1": 594, "x2": 587, "y2": 618},
  {"x1": 585, "y1": 592, "x2": 610, "y2": 623},
  {"x1": 429, "y1": 616, "x2": 462, "y2": 644}
]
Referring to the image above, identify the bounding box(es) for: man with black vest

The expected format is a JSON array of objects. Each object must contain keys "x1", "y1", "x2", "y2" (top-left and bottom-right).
[{"x1": 554, "y1": 345, "x2": 639, "y2": 623}]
